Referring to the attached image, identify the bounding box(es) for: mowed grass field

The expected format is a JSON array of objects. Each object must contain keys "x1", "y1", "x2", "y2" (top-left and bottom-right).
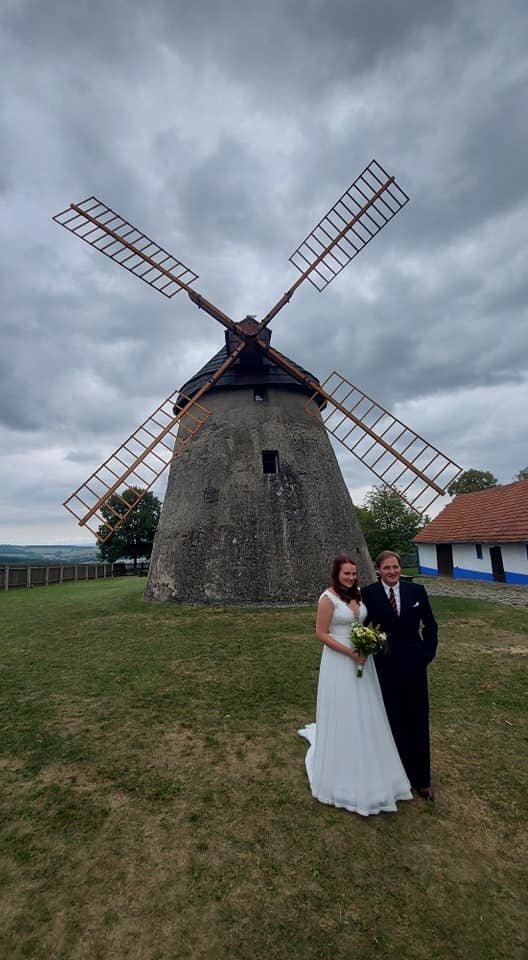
[{"x1": 0, "y1": 578, "x2": 526, "y2": 960}]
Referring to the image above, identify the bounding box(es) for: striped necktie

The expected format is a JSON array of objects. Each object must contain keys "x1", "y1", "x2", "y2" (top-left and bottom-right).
[{"x1": 389, "y1": 587, "x2": 398, "y2": 615}]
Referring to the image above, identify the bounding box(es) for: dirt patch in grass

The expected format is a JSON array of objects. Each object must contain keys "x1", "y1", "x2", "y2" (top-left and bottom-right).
[
  {"x1": 51, "y1": 696, "x2": 104, "y2": 734},
  {"x1": 0, "y1": 757, "x2": 24, "y2": 772},
  {"x1": 439, "y1": 618, "x2": 528, "y2": 662}
]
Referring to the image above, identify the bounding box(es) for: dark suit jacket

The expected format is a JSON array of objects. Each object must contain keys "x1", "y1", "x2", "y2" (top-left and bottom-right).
[{"x1": 361, "y1": 579, "x2": 438, "y2": 687}]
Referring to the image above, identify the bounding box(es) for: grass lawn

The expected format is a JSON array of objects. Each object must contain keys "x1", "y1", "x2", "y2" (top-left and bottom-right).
[{"x1": 0, "y1": 579, "x2": 526, "y2": 960}]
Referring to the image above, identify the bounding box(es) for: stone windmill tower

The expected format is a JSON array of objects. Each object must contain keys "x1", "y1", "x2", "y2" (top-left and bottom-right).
[
  {"x1": 145, "y1": 320, "x2": 374, "y2": 602},
  {"x1": 54, "y1": 160, "x2": 461, "y2": 603}
]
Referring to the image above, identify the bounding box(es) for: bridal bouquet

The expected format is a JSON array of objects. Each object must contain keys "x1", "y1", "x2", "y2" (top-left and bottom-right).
[{"x1": 350, "y1": 623, "x2": 389, "y2": 677}]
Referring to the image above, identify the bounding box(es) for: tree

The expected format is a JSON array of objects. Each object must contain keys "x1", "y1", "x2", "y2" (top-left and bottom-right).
[
  {"x1": 357, "y1": 485, "x2": 428, "y2": 561},
  {"x1": 515, "y1": 467, "x2": 528, "y2": 481},
  {"x1": 447, "y1": 469, "x2": 498, "y2": 497},
  {"x1": 97, "y1": 488, "x2": 162, "y2": 572}
]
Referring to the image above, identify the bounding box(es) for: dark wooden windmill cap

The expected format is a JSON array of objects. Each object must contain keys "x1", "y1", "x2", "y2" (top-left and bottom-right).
[{"x1": 176, "y1": 323, "x2": 324, "y2": 408}]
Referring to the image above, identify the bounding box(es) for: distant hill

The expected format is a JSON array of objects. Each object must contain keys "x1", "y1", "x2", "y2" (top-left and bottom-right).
[{"x1": 0, "y1": 545, "x2": 99, "y2": 565}]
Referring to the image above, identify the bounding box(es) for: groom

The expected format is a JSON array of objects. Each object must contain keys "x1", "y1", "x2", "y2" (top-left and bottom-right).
[{"x1": 361, "y1": 550, "x2": 438, "y2": 801}]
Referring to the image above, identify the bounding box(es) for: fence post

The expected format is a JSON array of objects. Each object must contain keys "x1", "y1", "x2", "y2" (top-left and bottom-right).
[
  {"x1": 85, "y1": 565, "x2": 89, "y2": 580},
  {"x1": 45, "y1": 566, "x2": 50, "y2": 586},
  {"x1": 26, "y1": 566, "x2": 32, "y2": 589},
  {"x1": 74, "y1": 565, "x2": 78, "y2": 582},
  {"x1": 4, "y1": 565, "x2": 8, "y2": 591}
]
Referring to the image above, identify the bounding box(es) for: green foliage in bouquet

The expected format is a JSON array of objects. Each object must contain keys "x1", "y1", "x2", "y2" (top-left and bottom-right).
[{"x1": 350, "y1": 623, "x2": 389, "y2": 677}]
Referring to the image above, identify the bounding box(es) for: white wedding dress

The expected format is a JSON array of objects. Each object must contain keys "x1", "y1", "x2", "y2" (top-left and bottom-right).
[{"x1": 298, "y1": 590, "x2": 412, "y2": 816}]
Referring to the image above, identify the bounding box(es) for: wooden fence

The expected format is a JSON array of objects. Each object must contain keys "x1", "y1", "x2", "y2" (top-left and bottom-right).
[{"x1": 1, "y1": 563, "x2": 115, "y2": 591}]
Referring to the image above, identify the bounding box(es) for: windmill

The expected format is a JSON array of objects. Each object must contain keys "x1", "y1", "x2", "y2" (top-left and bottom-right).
[{"x1": 54, "y1": 160, "x2": 461, "y2": 603}]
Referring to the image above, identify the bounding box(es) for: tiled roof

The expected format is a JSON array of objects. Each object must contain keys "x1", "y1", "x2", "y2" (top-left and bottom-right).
[{"x1": 414, "y1": 480, "x2": 528, "y2": 543}]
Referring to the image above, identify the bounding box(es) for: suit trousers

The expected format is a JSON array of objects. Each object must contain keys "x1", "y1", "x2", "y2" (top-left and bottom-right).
[{"x1": 378, "y1": 667, "x2": 431, "y2": 789}]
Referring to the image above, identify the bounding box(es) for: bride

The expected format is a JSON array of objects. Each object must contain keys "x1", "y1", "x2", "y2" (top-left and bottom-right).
[{"x1": 299, "y1": 554, "x2": 412, "y2": 816}]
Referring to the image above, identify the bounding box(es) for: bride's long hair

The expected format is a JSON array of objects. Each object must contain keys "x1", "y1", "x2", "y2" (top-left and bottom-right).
[{"x1": 330, "y1": 554, "x2": 361, "y2": 604}]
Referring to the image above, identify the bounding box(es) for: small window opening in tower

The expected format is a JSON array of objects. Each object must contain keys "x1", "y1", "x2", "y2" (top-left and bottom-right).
[
  {"x1": 254, "y1": 388, "x2": 267, "y2": 403},
  {"x1": 262, "y1": 450, "x2": 279, "y2": 474}
]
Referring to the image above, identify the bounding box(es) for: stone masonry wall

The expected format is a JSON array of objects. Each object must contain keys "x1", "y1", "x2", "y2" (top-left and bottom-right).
[{"x1": 146, "y1": 386, "x2": 374, "y2": 604}]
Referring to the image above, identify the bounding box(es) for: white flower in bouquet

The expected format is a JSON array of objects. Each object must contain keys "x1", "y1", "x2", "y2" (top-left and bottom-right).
[{"x1": 350, "y1": 623, "x2": 389, "y2": 677}]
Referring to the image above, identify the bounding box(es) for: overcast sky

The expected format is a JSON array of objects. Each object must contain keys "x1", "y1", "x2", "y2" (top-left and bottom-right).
[{"x1": 2, "y1": 0, "x2": 527, "y2": 544}]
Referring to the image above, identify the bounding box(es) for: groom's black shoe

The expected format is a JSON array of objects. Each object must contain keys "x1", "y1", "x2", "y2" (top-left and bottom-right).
[{"x1": 415, "y1": 786, "x2": 434, "y2": 802}]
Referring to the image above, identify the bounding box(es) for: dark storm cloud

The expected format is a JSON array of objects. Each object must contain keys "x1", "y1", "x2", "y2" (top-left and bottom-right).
[
  {"x1": 153, "y1": 0, "x2": 458, "y2": 99},
  {"x1": 6, "y1": 0, "x2": 457, "y2": 90}
]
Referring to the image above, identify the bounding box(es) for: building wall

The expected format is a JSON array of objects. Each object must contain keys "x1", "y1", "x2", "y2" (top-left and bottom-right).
[
  {"x1": 453, "y1": 543, "x2": 492, "y2": 580},
  {"x1": 417, "y1": 541, "x2": 528, "y2": 584},
  {"x1": 416, "y1": 544, "x2": 436, "y2": 574},
  {"x1": 146, "y1": 386, "x2": 375, "y2": 604},
  {"x1": 501, "y1": 543, "x2": 528, "y2": 584}
]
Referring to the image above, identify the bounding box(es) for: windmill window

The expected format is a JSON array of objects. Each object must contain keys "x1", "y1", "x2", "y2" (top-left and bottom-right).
[
  {"x1": 475, "y1": 543, "x2": 483, "y2": 559},
  {"x1": 262, "y1": 450, "x2": 279, "y2": 474},
  {"x1": 254, "y1": 388, "x2": 268, "y2": 403},
  {"x1": 203, "y1": 486, "x2": 219, "y2": 504}
]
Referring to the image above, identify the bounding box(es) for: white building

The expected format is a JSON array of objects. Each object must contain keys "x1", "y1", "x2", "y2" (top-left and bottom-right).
[{"x1": 414, "y1": 480, "x2": 528, "y2": 585}]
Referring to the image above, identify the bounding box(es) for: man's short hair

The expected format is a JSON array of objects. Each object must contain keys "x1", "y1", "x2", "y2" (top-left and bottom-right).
[{"x1": 375, "y1": 550, "x2": 401, "y2": 569}]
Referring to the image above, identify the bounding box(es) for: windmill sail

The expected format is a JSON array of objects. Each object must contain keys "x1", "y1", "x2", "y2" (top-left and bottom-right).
[
  {"x1": 53, "y1": 197, "x2": 241, "y2": 331},
  {"x1": 305, "y1": 371, "x2": 461, "y2": 514},
  {"x1": 288, "y1": 160, "x2": 409, "y2": 293},
  {"x1": 257, "y1": 160, "x2": 409, "y2": 330},
  {"x1": 53, "y1": 198, "x2": 199, "y2": 298},
  {"x1": 64, "y1": 391, "x2": 211, "y2": 542}
]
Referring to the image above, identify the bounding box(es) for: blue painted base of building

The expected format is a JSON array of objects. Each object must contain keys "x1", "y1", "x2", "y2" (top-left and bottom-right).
[
  {"x1": 454, "y1": 567, "x2": 493, "y2": 581},
  {"x1": 505, "y1": 571, "x2": 528, "y2": 584},
  {"x1": 418, "y1": 566, "x2": 528, "y2": 585}
]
